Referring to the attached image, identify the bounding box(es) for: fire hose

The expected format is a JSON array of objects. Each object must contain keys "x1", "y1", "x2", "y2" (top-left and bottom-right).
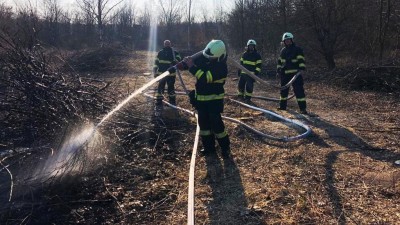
[
  {"x1": 146, "y1": 52, "x2": 310, "y2": 225},
  {"x1": 143, "y1": 89, "x2": 311, "y2": 225},
  {"x1": 227, "y1": 57, "x2": 301, "y2": 91}
]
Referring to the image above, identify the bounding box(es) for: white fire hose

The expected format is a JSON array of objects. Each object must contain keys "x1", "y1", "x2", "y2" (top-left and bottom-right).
[{"x1": 145, "y1": 54, "x2": 311, "y2": 225}]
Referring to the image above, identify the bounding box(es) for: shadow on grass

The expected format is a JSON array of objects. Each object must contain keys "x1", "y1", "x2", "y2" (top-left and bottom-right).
[
  {"x1": 297, "y1": 114, "x2": 400, "y2": 225},
  {"x1": 204, "y1": 152, "x2": 266, "y2": 225}
]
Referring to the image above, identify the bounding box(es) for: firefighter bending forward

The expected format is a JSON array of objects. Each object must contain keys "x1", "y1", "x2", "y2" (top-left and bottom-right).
[
  {"x1": 153, "y1": 40, "x2": 182, "y2": 105},
  {"x1": 168, "y1": 40, "x2": 230, "y2": 156}
]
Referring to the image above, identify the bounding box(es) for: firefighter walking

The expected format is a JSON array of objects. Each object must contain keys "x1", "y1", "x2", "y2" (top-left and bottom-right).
[
  {"x1": 153, "y1": 40, "x2": 182, "y2": 105},
  {"x1": 276, "y1": 32, "x2": 308, "y2": 114},
  {"x1": 237, "y1": 39, "x2": 262, "y2": 103},
  {"x1": 169, "y1": 40, "x2": 230, "y2": 157}
]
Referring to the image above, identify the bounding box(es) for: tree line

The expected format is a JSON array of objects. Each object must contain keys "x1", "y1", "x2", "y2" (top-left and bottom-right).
[{"x1": 1, "y1": 0, "x2": 399, "y2": 69}]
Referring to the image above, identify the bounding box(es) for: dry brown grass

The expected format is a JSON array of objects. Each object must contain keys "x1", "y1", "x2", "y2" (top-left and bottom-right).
[{"x1": 1, "y1": 51, "x2": 399, "y2": 224}]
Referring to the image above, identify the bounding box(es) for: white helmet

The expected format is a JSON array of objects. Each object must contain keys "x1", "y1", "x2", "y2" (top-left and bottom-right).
[
  {"x1": 282, "y1": 32, "x2": 294, "y2": 41},
  {"x1": 164, "y1": 40, "x2": 171, "y2": 47},
  {"x1": 203, "y1": 40, "x2": 226, "y2": 61},
  {"x1": 247, "y1": 39, "x2": 256, "y2": 46}
]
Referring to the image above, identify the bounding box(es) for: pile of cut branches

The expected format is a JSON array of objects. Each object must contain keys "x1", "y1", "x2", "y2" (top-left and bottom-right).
[
  {"x1": 318, "y1": 63, "x2": 400, "y2": 94},
  {"x1": 341, "y1": 65, "x2": 400, "y2": 93},
  {"x1": 0, "y1": 36, "x2": 113, "y2": 149}
]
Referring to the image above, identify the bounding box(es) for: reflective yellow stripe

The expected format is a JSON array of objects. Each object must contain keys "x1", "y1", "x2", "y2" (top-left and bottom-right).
[
  {"x1": 206, "y1": 71, "x2": 213, "y2": 83},
  {"x1": 285, "y1": 69, "x2": 298, "y2": 74},
  {"x1": 297, "y1": 55, "x2": 305, "y2": 60},
  {"x1": 291, "y1": 59, "x2": 298, "y2": 63},
  {"x1": 243, "y1": 60, "x2": 256, "y2": 66},
  {"x1": 213, "y1": 78, "x2": 226, "y2": 83},
  {"x1": 299, "y1": 63, "x2": 306, "y2": 68},
  {"x1": 256, "y1": 60, "x2": 262, "y2": 64},
  {"x1": 200, "y1": 130, "x2": 212, "y2": 136},
  {"x1": 280, "y1": 58, "x2": 286, "y2": 63},
  {"x1": 237, "y1": 91, "x2": 244, "y2": 95},
  {"x1": 159, "y1": 60, "x2": 172, "y2": 64},
  {"x1": 277, "y1": 65, "x2": 282, "y2": 69},
  {"x1": 297, "y1": 98, "x2": 306, "y2": 102},
  {"x1": 195, "y1": 70, "x2": 204, "y2": 79},
  {"x1": 245, "y1": 92, "x2": 252, "y2": 96},
  {"x1": 215, "y1": 130, "x2": 227, "y2": 139},
  {"x1": 280, "y1": 97, "x2": 288, "y2": 100},
  {"x1": 256, "y1": 67, "x2": 261, "y2": 72},
  {"x1": 196, "y1": 93, "x2": 225, "y2": 101}
]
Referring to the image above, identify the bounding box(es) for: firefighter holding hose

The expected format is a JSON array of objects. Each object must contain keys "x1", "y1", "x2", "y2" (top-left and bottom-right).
[
  {"x1": 276, "y1": 32, "x2": 308, "y2": 114},
  {"x1": 237, "y1": 39, "x2": 262, "y2": 104},
  {"x1": 168, "y1": 40, "x2": 230, "y2": 157},
  {"x1": 153, "y1": 40, "x2": 182, "y2": 106}
]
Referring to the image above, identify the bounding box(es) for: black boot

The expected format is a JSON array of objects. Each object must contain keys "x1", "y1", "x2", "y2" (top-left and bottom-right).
[
  {"x1": 298, "y1": 101, "x2": 307, "y2": 114},
  {"x1": 155, "y1": 98, "x2": 163, "y2": 106},
  {"x1": 278, "y1": 100, "x2": 287, "y2": 110},
  {"x1": 217, "y1": 136, "x2": 230, "y2": 157},
  {"x1": 169, "y1": 96, "x2": 176, "y2": 106},
  {"x1": 200, "y1": 135, "x2": 216, "y2": 156}
]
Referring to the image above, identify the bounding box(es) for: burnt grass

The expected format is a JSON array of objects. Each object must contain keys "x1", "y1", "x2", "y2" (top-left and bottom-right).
[{"x1": 1, "y1": 50, "x2": 400, "y2": 224}]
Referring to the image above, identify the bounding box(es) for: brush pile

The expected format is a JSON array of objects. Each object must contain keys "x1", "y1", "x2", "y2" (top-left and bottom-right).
[{"x1": 0, "y1": 36, "x2": 113, "y2": 149}]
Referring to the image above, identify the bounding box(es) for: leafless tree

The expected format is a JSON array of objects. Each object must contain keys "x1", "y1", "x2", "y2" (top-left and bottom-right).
[
  {"x1": 76, "y1": 0, "x2": 125, "y2": 46},
  {"x1": 157, "y1": 0, "x2": 183, "y2": 28},
  {"x1": 187, "y1": 0, "x2": 192, "y2": 49},
  {"x1": 0, "y1": 3, "x2": 13, "y2": 34},
  {"x1": 42, "y1": 0, "x2": 63, "y2": 45},
  {"x1": 13, "y1": 2, "x2": 42, "y2": 49},
  {"x1": 297, "y1": 0, "x2": 357, "y2": 69},
  {"x1": 377, "y1": 0, "x2": 392, "y2": 63}
]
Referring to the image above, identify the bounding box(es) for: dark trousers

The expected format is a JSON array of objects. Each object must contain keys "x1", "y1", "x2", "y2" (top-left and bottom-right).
[
  {"x1": 157, "y1": 75, "x2": 176, "y2": 103},
  {"x1": 198, "y1": 108, "x2": 230, "y2": 152},
  {"x1": 238, "y1": 74, "x2": 255, "y2": 100},
  {"x1": 280, "y1": 73, "x2": 306, "y2": 110}
]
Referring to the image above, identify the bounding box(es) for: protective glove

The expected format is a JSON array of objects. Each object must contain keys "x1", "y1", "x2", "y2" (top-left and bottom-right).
[
  {"x1": 167, "y1": 66, "x2": 177, "y2": 74},
  {"x1": 176, "y1": 61, "x2": 188, "y2": 70},
  {"x1": 183, "y1": 57, "x2": 193, "y2": 68}
]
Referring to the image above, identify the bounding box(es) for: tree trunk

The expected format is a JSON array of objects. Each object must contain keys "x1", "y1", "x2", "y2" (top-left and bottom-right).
[{"x1": 324, "y1": 52, "x2": 336, "y2": 70}]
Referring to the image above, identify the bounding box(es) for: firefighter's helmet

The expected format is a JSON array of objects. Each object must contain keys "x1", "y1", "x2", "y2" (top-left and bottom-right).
[
  {"x1": 247, "y1": 39, "x2": 257, "y2": 46},
  {"x1": 164, "y1": 40, "x2": 171, "y2": 47},
  {"x1": 282, "y1": 32, "x2": 294, "y2": 41},
  {"x1": 203, "y1": 40, "x2": 226, "y2": 61}
]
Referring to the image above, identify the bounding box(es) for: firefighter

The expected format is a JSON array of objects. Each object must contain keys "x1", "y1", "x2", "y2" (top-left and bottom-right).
[
  {"x1": 237, "y1": 39, "x2": 262, "y2": 103},
  {"x1": 276, "y1": 32, "x2": 307, "y2": 114},
  {"x1": 168, "y1": 40, "x2": 230, "y2": 157},
  {"x1": 153, "y1": 40, "x2": 182, "y2": 105}
]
